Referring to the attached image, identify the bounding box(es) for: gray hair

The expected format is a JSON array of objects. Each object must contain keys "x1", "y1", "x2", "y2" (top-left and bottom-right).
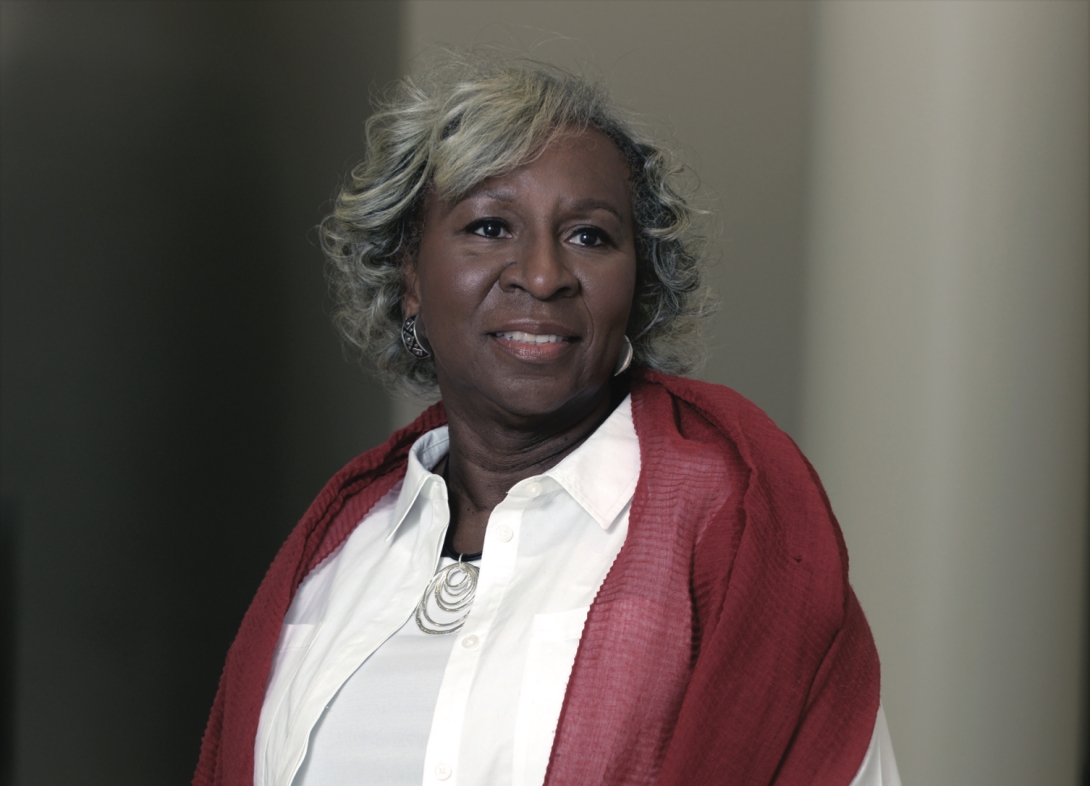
[{"x1": 321, "y1": 52, "x2": 713, "y2": 396}]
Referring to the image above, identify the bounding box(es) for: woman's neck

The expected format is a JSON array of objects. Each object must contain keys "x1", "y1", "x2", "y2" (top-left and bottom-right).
[{"x1": 438, "y1": 382, "x2": 623, "y2": 554}]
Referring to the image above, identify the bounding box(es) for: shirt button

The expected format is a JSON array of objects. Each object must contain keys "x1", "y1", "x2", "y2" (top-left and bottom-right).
[
  {"x1": 525, "y1": 481, "x2": 542, "y2": 497},
  {"x1": 462, "y1": 634, "x2": 479, "y2": 649},
  {"x1": 495, "y1": 525, "x2": 513, "y2": 542},
  {"x1": 435, "y1": 763, "x2": 452, "y2": 780}
]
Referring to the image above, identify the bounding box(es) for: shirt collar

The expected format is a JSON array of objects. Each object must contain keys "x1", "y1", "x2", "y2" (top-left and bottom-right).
[
  {"x1": 386, "y1": 394, "x2": 639, "y2": 540},
  {"x1": 386, "y1": 425, "x2": 450, "y2": 542},
  {"x1": 536, "y1": 395, "x2": 638, "y2": 529}
]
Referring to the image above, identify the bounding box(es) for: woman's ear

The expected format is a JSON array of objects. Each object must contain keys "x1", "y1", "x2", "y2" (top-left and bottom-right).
[
  {"x1": 401, "y1": 257, "x2": 422, "y2": 316},
  {"x1": 401, "y1": 189, "x2": 430, "y2": 317}
]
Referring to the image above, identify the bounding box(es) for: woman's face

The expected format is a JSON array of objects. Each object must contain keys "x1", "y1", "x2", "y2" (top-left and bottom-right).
[{"x1": 404, "y1": 128, "x2": 637, "y2": 424}]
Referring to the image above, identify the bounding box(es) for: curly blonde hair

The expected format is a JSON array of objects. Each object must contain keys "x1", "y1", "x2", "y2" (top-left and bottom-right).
[{"x1": 321, "y1": 52, "x2": 712, "y2": 395}]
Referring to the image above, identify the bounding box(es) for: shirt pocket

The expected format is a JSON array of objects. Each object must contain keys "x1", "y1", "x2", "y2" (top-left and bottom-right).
[
  {"x1": 512, "y1": 606, "x2": 590, "y2": 786},
  {"x1": 267, "y1": 623, "x2": 321, "y2": 691},
  {"x1": 266, "y1": 623, "x2": 321, "y2": 708},
  {"x1": 273, "y1": 622, "x2": 319, "y2": 652}
]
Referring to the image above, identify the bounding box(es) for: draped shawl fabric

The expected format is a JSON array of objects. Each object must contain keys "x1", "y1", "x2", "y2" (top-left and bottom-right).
[{"x1": 194, "y1": 371, "x2": 880, "y2": 786}]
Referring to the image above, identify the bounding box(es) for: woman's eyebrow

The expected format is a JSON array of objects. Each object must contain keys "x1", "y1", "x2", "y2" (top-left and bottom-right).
[
  {"x1": 459, "y1": 189, "x2": 625, "y2": 224},
  {"x1": 566, "y1": 198, "x2": 625, "y2": 223},
  {"x1": 461, "y1": 186, "x2": 517, "y2": 205}
]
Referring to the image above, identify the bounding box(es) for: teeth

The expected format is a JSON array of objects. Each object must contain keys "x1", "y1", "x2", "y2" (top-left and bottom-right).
[{"x1": 496, "y1": 331, "x2": 565, "y2": 345}]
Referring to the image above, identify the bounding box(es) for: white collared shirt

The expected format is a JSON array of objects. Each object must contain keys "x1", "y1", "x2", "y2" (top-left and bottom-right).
[
  {"x1": 254, "y1": 395, "x2": 899, "y2": 786},
  {"x1": 255, "y1": 397, "x2": 639, "y2": 786}
]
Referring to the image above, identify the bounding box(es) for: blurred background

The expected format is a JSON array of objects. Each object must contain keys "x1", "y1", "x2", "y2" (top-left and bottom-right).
[{"x1": 1, "y1": 1, "x2": 1086, "y2": 784}]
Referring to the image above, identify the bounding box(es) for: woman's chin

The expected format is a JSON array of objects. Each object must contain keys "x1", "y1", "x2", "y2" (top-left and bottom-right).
[{"x1": 443, "y1": 370, "x2": 611, "y2": 426}]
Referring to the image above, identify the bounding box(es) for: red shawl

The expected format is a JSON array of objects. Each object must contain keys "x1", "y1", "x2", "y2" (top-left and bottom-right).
[{"x1": 194, "y1": 370, "x2": 880, "y2": 785}]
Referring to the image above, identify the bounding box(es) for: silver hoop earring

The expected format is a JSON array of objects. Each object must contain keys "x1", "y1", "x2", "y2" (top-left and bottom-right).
[
  {"x1": 402, "y1": 314, "x2": 431, "y2": 359},
  {"x1": 613, "y1": 335, "x2": 633, "y2": 376}
]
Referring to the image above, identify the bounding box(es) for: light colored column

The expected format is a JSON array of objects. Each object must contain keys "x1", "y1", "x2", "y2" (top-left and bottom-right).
[{"x1": 800, "y1": 2, "x2": 1089, "y2": 785}]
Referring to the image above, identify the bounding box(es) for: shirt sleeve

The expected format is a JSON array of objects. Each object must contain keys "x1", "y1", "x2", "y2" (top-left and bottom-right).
[{"x1": 848, "y1": 706, "x2": 901, "y2": 786}]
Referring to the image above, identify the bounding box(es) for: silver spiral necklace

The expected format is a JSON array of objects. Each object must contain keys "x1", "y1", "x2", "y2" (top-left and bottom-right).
[
  {"x1": 414, "y1": 549, "x2": 481, "y2": 635},
  {"x1": 415, "y1": 461, "x2": 482, "y2": 635}
]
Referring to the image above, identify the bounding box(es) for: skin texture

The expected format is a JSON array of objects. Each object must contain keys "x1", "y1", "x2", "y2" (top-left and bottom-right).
[{"x1": 403, "y1": 129, "x2": 637, "y2": 553}]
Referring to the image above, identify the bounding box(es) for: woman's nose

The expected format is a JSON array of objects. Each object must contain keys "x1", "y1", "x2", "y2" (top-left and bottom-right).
[{"x1": 500, "y1": 232, "x2": 579, "y2": 299}]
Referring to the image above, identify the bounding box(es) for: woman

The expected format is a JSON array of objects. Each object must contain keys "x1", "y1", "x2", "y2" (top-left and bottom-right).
[{"x1": 195, "y1": 55, "x2": 897, "y2": 786}]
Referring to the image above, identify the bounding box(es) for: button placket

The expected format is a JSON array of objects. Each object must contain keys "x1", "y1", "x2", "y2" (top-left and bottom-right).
[
  {"x1": 423, "y1": 507, "x2": 510, "y2": 786},
  {"x1": 423, "y1": 499, "x2": 526, "y2": 786}
]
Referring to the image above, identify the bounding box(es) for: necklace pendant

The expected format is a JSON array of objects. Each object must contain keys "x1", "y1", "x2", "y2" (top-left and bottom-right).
[{"x1": 415, "y1": 560, "x2": 479, "y2": 635}]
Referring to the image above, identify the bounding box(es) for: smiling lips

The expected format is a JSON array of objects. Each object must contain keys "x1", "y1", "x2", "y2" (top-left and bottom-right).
[
  {"x1": 494, "y1": 330, "x2": 569, "y2": 345},
  {"x1": 491, "y1": 329, "x2": 577, "y2": 362}
]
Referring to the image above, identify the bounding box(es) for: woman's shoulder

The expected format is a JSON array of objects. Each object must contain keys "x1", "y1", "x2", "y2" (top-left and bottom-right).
[
  {"x1": 630, "y1": 369, "x2": 804, "y2": 469},
  {"x1": 630, "y1": 369, "x2": 848, "y2": 594}
]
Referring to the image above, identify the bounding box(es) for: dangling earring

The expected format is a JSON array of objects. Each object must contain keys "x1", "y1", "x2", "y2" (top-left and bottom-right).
[
  {"x1": 402, "y1": 314, "x2": 431, "y2": 358},
  {"x1": 613, "y1": 335, "x2": 633, "y2": 376}
]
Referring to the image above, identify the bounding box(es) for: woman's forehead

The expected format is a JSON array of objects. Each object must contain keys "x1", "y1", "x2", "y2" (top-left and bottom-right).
[{"x1": 432, "y1": 128, "x2": 634, "y2": 215}]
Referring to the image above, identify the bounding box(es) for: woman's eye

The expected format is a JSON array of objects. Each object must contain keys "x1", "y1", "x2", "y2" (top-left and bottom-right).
[
  {"x1": 469, "y1": 220, "x2": 508, "y2": 238},
  {"x1": 572, "y1": 227, "x2": 609, "y2": 248}
]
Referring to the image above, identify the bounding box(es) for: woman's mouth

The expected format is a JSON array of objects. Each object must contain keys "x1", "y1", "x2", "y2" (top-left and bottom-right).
[
  {"x1": 490, "y1": 329, "x2": 577, "y2": 362},
  {"x1": 493, "y1": 330, "x2": 570, "y2": 345}
]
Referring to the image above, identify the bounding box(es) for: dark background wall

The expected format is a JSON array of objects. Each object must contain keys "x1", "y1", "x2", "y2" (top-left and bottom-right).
[{"x1": 1, "y1": 2, "x2": 400, "y2": 782}]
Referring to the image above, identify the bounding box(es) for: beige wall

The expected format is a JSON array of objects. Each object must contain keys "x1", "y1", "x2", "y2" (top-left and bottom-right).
[
  {"x1": 801, "y1": 2, "x2": 1089, "y2": 784},
  {"x1": 401, "y1": 2, "x2": 1090, "y2": 784}
]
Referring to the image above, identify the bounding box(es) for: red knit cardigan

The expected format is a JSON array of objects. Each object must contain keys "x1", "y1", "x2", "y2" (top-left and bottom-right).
[{"x1": 194, "y1": 370, "x2": 880, "y2": 785}]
